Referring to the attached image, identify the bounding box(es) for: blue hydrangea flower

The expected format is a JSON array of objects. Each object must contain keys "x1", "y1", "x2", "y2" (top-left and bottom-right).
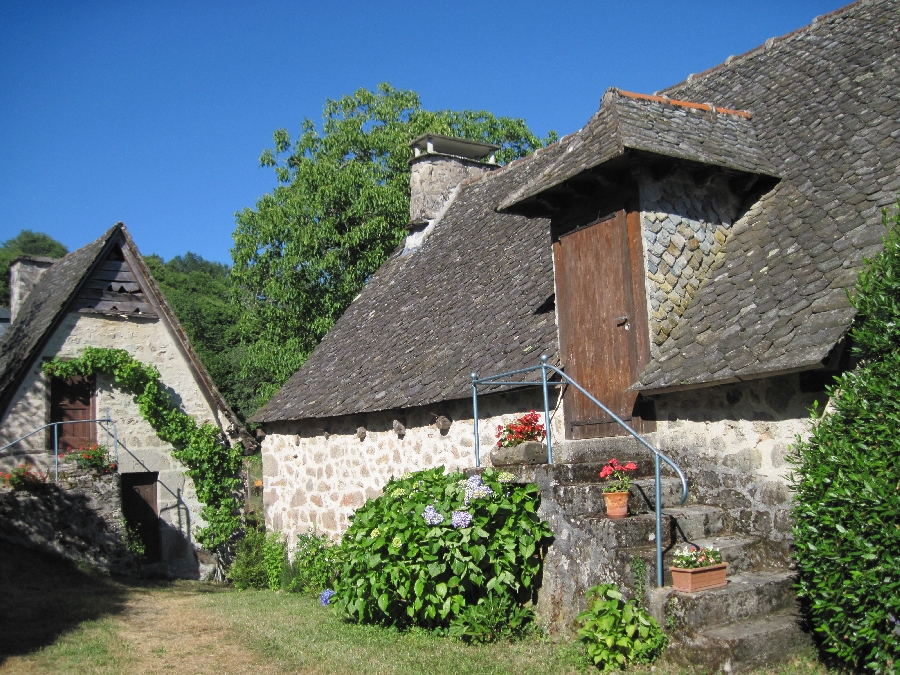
[
  {"x1": 422, "y1": 504, "x2": 445, "y2": 525},
  {"x1": 451, "y1": 510, "x2": 473, "y2": 528},
  {"x1": 464, "y1": 474, "x2": 494, "y2": 505},
  {"x1": 320, "y1": 589, "x2": 336, "y2": 606}
]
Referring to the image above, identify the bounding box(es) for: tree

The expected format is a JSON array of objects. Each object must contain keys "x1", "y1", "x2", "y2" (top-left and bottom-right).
[
  {"x1": 144, "y1": 253, "x2": 253, "y2": 419},
  {"x1": 231, "y1": 83, "x2": 557, "y2": 414},
  {"x1": 0, "y1": 231, "x2": 68, "y2": 307}
]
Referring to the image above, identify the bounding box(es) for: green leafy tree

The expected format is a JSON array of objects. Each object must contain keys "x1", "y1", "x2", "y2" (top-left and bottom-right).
[
  {"x1": 231, "y1": 83, "x2": 557, "y2": 413},
  {"x1": 0, "y1": 230, "x2": 68, "y2": 307},
  {"x1": 144, "y1": 253, "x2": 255, "y2": 419},
  {"x1": 790, "y1": 203, "x2": 900, "y2": 673}
]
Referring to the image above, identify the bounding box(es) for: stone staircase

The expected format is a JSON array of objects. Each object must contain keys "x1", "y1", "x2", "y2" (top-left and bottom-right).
[{"x1": 487, "y1": 434, "x2": 811, "y2": 673}]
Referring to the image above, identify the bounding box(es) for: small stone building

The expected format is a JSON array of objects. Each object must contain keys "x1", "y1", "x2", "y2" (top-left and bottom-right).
[{"x1": 0, "y1": 224, "x2": 251, "y2": 578}]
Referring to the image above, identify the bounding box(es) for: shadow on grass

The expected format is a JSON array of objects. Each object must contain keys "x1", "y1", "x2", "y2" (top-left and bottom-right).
[{"x1": 0, "y1": 541, "x2": 142, "y2": 664}]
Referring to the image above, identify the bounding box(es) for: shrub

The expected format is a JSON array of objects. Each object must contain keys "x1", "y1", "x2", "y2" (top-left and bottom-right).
[
  {"x1": 286, "y1": 530, "x2": 343, "y2": 596},
  {"x1": 577, "y1": 584, "x2": 667, "y2": 672},
  {"x1": 228, "y1": 527, "x2": 286, "y2": 591},
  {"x1": 790, "y1": 203, "x2": 900, "y2": 673},
  {"x1": 333, "y1": 467, "x2": 552, "y2": 638}
]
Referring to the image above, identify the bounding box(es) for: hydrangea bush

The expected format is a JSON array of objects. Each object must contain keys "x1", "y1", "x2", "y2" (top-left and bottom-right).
[{"x1": 333, "y1": 467, "x2": 552, "y2": 635}]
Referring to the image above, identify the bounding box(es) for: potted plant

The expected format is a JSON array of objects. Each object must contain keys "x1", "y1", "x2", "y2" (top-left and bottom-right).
[
  {"x1": 669, "y1": 545, "x2": 728, "y2": 592},
  {"x1": 599, "y1": 458, "x2": 637, "y2": 518},
  {"x1": 490, "y1": 411, "x2": 547, "y2": 465}
]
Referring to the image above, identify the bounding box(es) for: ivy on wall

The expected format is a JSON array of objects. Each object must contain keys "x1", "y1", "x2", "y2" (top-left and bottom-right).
[{"x1": 42, "y1": 346, "x2": 242, "y2": 550}]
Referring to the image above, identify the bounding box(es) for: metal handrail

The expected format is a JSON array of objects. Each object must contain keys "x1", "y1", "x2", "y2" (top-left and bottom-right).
[
  {"x1": 0, "y1": 415, "x2": 120, "y2": 482},
  {"x1": 471, "y1": 355, "x2": 688, "y2": 587}
]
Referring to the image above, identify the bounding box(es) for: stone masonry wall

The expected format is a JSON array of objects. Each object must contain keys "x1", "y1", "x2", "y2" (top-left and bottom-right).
[
  {"x1": 261, "y1": 389, "x2": 564, "y2": 547},
  {"x1": 0, "y1": 457, "x2": 137, "y2": 575},
  {"x1": 648, "y1": 372, "x2": 822, "y2": 562},
  {"x1": 639, "y1": 169, "x2": 739, "y2": 356},
  {"x1": 0, "y1": 312, "x2": 230, "y2": 579}
]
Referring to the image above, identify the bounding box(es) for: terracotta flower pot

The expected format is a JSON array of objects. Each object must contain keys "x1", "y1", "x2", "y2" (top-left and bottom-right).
[
  {"x1": 603, "y1": 491, "x2": 629, "y2": 518},
  {"x1": 669, "y1": 562, "x2": 729, "y2": 592}
]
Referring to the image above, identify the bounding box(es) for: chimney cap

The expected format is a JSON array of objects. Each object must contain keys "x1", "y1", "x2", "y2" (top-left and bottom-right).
[{"x1": 409, "y1": 133, "x2": 500, "y2": 161}]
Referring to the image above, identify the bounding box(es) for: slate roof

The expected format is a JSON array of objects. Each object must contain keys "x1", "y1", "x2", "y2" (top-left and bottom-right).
[
  {"x1": 498, "y1": 89, "x2": 775, "y2": 212},
  {"x1": 256, "y1": 0, "x2": 899, "y2": 422},
  {"x1": 0, "y1": 224, "x2": 252, "y2": 448},
  {"x1": 251, "y1": 144, "x2": 566, "y2": 423},
  {"x1": 636, "y1": 0, "x2": 900, "y2": 390}
]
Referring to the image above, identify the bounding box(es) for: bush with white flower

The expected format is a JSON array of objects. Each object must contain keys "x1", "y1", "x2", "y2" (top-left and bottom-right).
[{"x1": 332, "y1": 466, "x2": 552, "y2": 639}]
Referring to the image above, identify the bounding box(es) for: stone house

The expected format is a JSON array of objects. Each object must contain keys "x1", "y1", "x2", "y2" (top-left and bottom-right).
[
  {"x1": 0, "y1": 223, "x2": 252, "y2": 578},
  {"x1": 253, "y1": 0, "x2": 898, "y2": 664}
]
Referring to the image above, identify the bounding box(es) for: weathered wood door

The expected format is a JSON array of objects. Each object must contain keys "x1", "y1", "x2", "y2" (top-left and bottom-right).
[
  {"x1": 121, "y1": 472, "x2": 162, "y2": 562},
  {"x1": 553, "y1": 210, "x2": 650, "y2": 439},
  {"x1": 49, "y1": 375, "x2": 96, "y2": 450}
]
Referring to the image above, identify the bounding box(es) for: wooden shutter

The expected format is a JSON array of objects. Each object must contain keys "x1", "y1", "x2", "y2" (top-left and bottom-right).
[{"x1": 49, "y1": 375, "x2": 96, "y2": 450}]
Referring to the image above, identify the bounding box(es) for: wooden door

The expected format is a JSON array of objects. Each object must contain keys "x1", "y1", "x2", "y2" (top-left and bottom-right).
[
  {"x1": 49, "y1": 375, "x2": 96, "y2": 450},
  {"x1": 553, "y1": 210, "x2": 650, "y2": 439},
  {"x1": 121, "y1": 472, "x2": 162, "y2": 562}
]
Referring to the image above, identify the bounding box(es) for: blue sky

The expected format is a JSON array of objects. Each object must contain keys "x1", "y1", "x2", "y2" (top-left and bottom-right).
[{"x1": 0, "y1": 1, "x2": 847, "y2": 265}]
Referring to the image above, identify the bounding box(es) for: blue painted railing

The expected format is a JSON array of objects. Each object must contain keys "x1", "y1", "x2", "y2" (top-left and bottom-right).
[
  {"x1": 0, "y1": 415, "x2": 120, "y2": 482},
  {"x1": 471, "y1": 355, "x2": 688, "y2": 587}
]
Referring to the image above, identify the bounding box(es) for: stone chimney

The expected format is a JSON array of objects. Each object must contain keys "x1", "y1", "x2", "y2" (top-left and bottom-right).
[
  {"x1": 403, "y1": 134, "x2": 499, "y2": 254},
  {"x1": 10, "y1": 256, "x2": 55, "y2": 321}
]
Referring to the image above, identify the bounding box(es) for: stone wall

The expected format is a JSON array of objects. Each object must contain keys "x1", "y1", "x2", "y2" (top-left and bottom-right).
[
  {"x1": 261, "y1": 389, "x2": 564, "y2": 546},
  {"x1": 0, "y1": 311, "x2": 231, "y2": 578},
  {"x1": 639, "y1": 169, "x2": 739, "y2": 355},
  {"x1": 0, "y1": 458, "x2": 136, "y2": 575},
  {"x1": 648, "y1": 372, "x2": 821, "y2": 561}
]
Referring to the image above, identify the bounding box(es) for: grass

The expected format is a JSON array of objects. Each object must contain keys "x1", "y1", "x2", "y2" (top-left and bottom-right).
[{"x1": 0, "y1": 543, "x2": 836, "y2": 675}]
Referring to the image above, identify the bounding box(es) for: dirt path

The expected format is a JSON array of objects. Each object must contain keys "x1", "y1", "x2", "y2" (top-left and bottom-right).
[{"x1": 0, "y1": 543, "x2": 288, "y2": 675}]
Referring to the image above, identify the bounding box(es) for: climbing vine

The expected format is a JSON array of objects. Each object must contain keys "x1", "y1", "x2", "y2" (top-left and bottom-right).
[{"x1": 42, "y1": 347, "x2": 242, "y2": 550}]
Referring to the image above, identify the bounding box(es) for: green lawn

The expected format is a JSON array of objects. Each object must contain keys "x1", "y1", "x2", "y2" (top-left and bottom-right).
[{"x1": 0, "y1": 543, "x2": 833, "y2": 675}]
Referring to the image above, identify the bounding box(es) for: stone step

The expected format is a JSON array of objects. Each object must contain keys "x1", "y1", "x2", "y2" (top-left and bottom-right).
[
  {"x1": 494, "y1": 456, "x2": 685, "y2": 489},
  {"x1": 554, "y1": 478, "x2": 687, "y2": 517},
  {"x1": 619, "y1": 534, "x2": 765, "y2": 589},
  {"x1": 661, "y1": 610, "x2": 813, "y2": 674},
  {"x1": 648, "y1": 570, "x2": 798, "y2": 634},
  {"x1": 575, "y1": 506, "x2": 726, "y2": 551},
  {"x1": 551, "y1": 434, "x2": 661, "y2": 464}
]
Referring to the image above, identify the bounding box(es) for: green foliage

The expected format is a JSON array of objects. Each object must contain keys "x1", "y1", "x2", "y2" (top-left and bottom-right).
[
  {"x1": 0, "y1": 230, "x2": 68, "y2": 307},
  {"x1": 228, "y1": 527, "x2": 269, "y2": 590},
  {"x1": 231, "y1": 83, "x2": 557, "y2": 413},
  {"x1": 228, "y1": 527, "x2": 290, "y2": 591},
  {"x1": 122, "y1": 520, "x2": 147, "y2": 561},
  {"x1": 448, "y1": 593, "x2": 536, "y2": 644},
  {"x1": 263, "y1": 532, "x2": 288, "y2": 591},
  {"x1": 790, "y1": 203, "x2": 900, "y2": 673},
  {"x1": 577, "y1": 584, "x2": 667, "y2": 672},
  {"x1": 143, "y1": 253, "x2": 255, "y2": 420},
  {"x1": 41, "y1": 347, "x2": 242, "y2": 550},
  {"x1": 629, "y1": 555, "x2": 647, "y2": 604},
  {"x1": 333, "y1": 467, "x2": 552, "y2": 638},
  {"x1": 286, "y1": 530, "x2": 343, "y2": 596}
]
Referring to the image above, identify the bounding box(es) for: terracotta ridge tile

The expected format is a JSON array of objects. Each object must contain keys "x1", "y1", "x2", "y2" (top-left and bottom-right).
[{"x1": 615, "y1": 89, "x2": 752, "y2": 119}]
